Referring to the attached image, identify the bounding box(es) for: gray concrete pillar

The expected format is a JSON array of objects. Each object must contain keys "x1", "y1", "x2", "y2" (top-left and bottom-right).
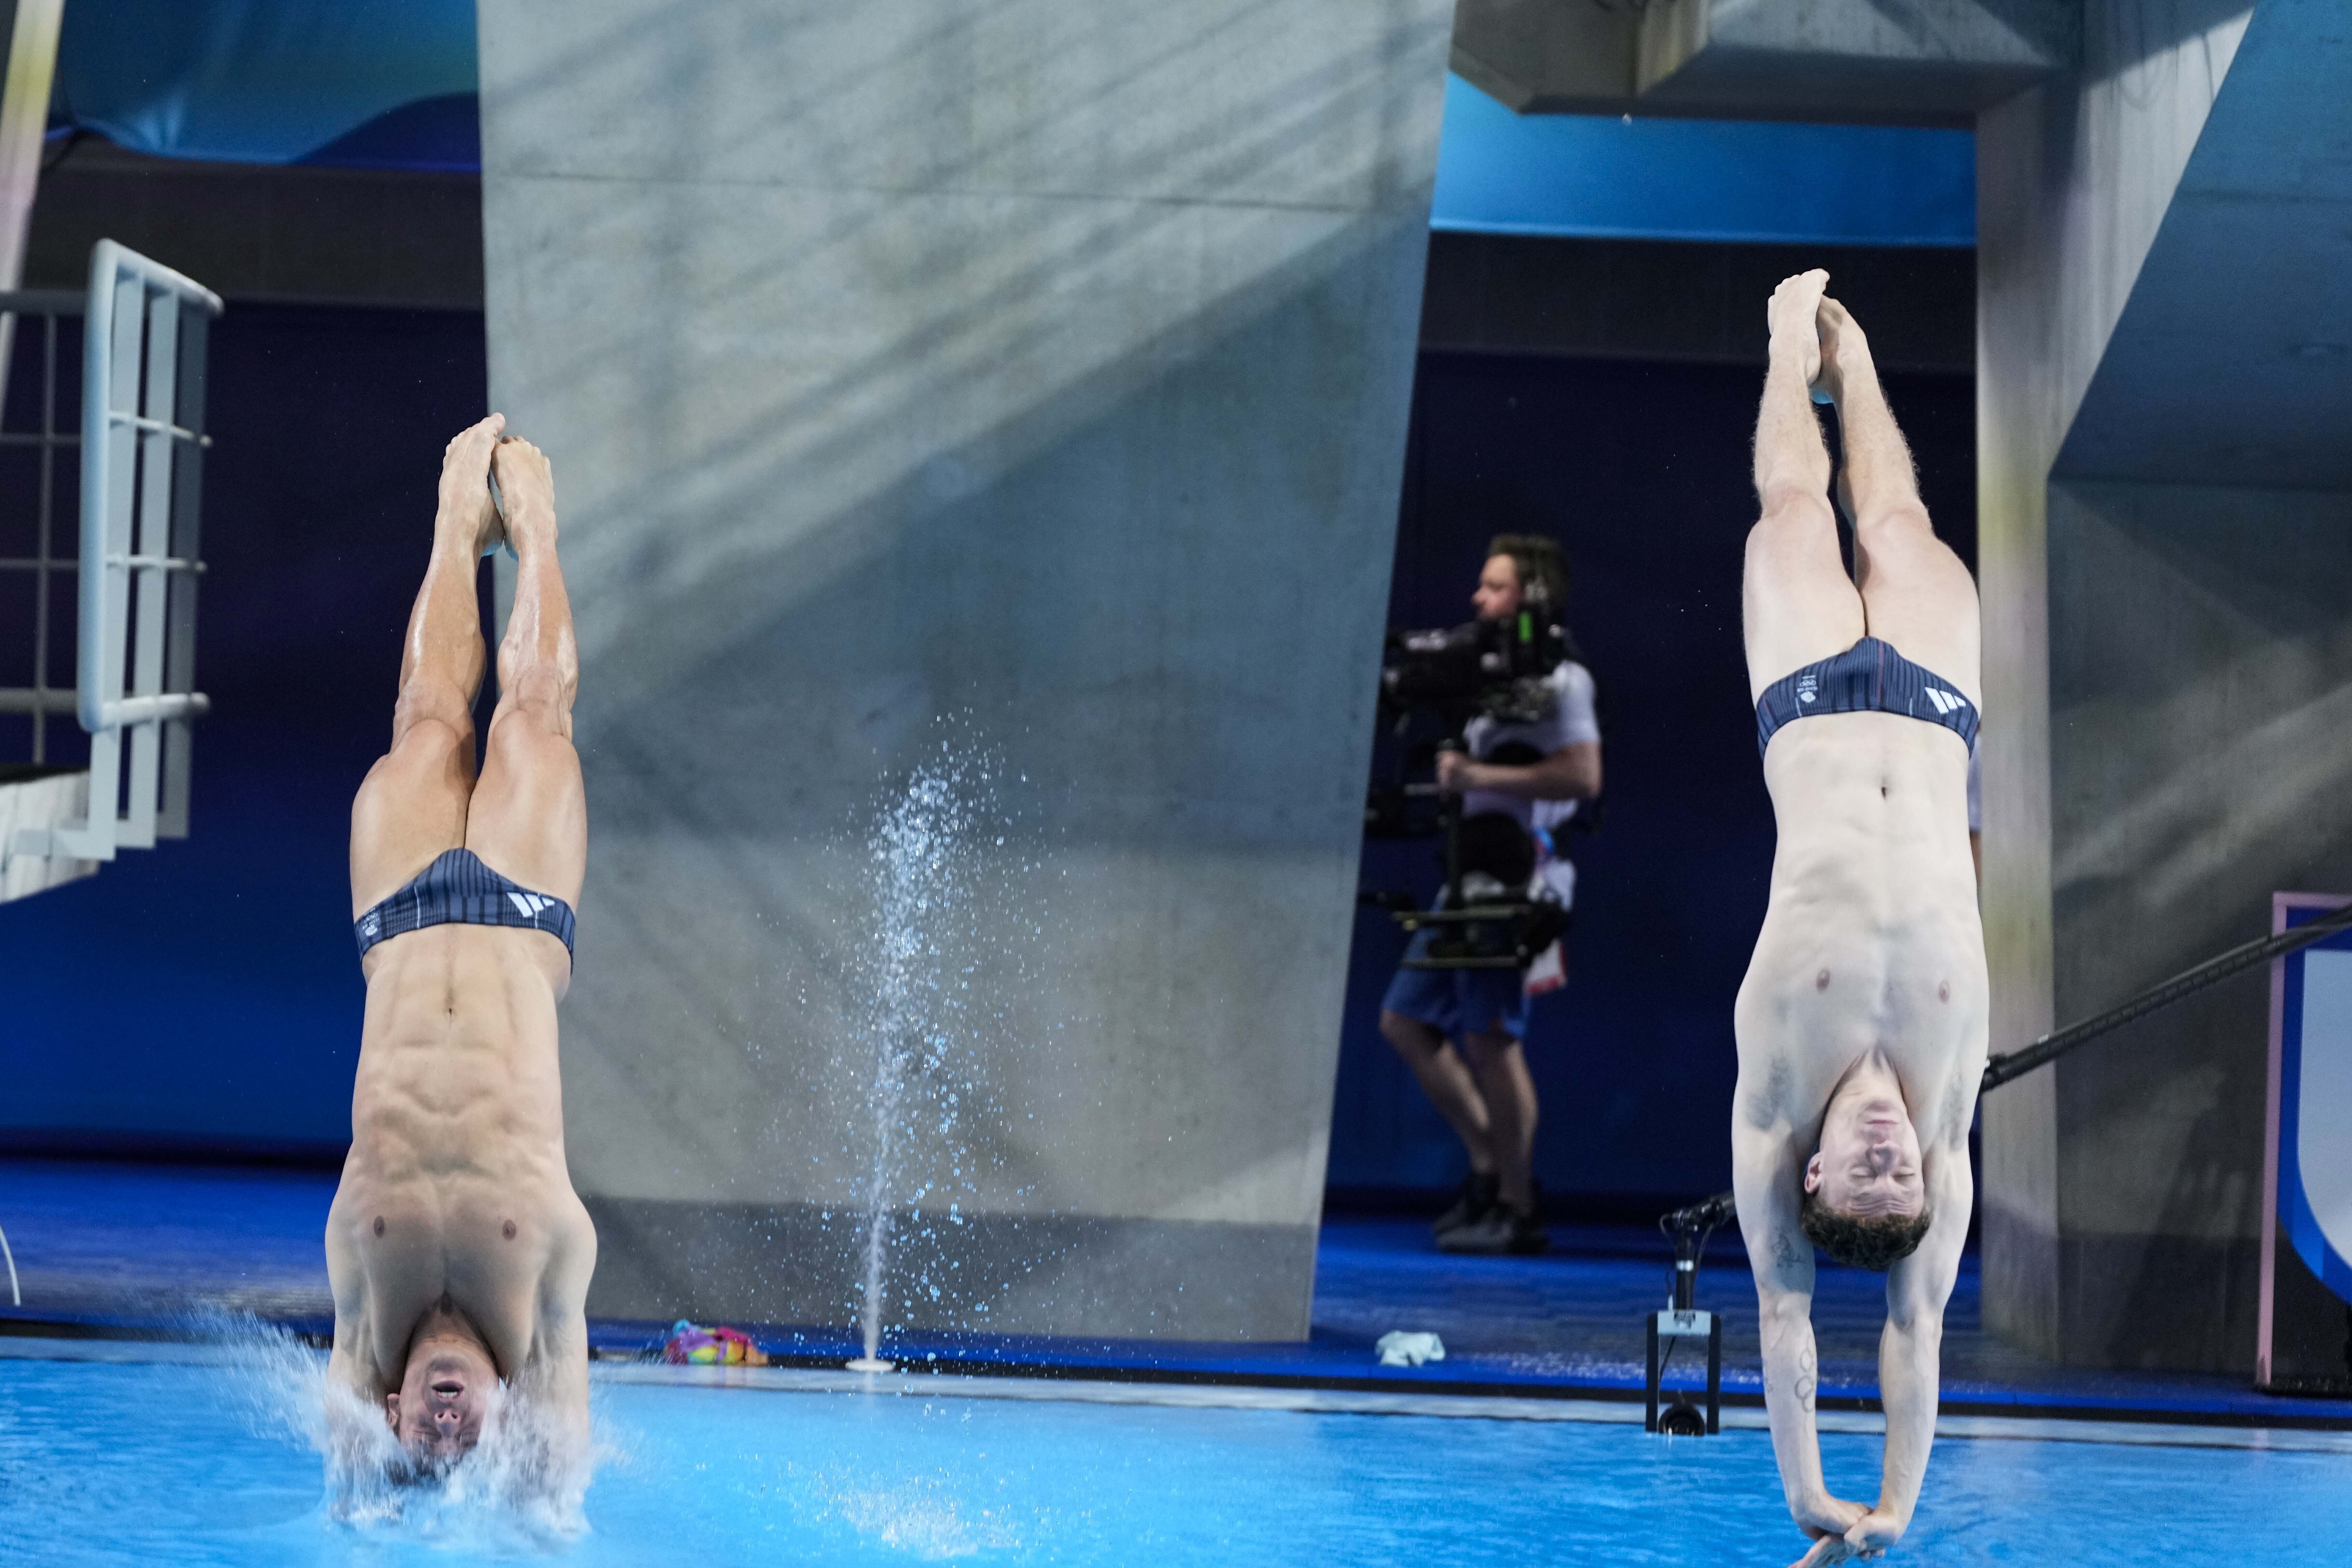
[
  {"x1": 477, "y1": 3, "x2": 1452, "y2": 1340},
  {"x1": 1978, "y1": 0, "x2": 2352, "y2": 1369}
]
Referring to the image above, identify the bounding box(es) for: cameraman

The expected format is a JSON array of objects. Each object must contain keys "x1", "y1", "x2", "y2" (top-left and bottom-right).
[{"x1": 1378, "y1": 534, "x2": 1602, "y2": 1255}]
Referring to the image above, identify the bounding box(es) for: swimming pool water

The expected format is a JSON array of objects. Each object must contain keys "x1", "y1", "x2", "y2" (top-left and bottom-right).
[{"x1": 2, "y1": 1349, "x2": 2348, "y2": 1566}]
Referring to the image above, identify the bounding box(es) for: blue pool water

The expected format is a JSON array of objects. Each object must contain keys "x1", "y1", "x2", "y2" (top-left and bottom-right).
[{"x1": 3, "y1": 1346, "x2": 2349, "y2": 1566}]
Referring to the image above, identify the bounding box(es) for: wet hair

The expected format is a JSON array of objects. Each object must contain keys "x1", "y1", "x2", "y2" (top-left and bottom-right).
[
  {"x1": 1486, "y1": 533, "x2": 1569, "y2": 613},
  {"x1": 383, "y1": 1443, "x2": 461, "y2": 1490},
  {"x1": 1800, "y1": 1185, "x2": 1932, "y2": 1272}
]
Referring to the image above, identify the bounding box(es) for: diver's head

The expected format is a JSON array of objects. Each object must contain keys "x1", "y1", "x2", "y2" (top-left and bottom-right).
[
  {"x1": 384, "y1": 1319, "x2": 499, "y2": 1472},
  {"x1": 1800, "y1": 1064, "x2": 1930, "y2": 1271}
]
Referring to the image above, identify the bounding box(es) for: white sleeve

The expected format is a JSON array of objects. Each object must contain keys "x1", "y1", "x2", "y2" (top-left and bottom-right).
[{"x1": 1547, "y1": 662, "x2": 1600, "y2": 750}]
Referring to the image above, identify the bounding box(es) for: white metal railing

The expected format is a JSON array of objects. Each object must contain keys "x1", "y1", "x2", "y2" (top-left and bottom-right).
[
  {"x1": 5, "y1": 242, "x2": 221, "y2": 863},
  {"x1": 0, "y1": 287, "x2": 86, "y2": 761}
]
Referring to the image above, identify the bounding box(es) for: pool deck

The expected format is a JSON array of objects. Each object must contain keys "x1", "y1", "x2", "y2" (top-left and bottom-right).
[{"x1": 4, "y1": 1157, "x2": 2347, "y2": 1429}]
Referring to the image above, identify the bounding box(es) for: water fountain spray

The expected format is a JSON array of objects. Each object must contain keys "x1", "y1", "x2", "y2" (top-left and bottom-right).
[{"x1": 844, "y1": 759, "x2": 981, "y2": 1373}]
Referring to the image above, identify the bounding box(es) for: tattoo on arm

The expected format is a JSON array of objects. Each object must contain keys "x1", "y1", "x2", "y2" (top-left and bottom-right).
[
  {"x1": 1764, "y1": 1344, "x2": 1820, "y2": 1414},
  {"x1": 1774, "y1": 1227, "x2": 1805, "y2": 1271}
]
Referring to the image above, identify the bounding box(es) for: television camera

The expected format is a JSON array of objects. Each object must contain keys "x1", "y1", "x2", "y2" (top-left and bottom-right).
[{"x1": 1361, "y1": 604, "x2": 1588, "y2": 971}]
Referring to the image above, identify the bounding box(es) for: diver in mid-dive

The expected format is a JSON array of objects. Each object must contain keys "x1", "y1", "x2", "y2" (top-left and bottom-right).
[
  {"x1": 1732, "y1": 271, "x2": 1987, "y2": 1565},
  {"x1": 325, "y1": 414, "x2": 595, "y2": 1497}
]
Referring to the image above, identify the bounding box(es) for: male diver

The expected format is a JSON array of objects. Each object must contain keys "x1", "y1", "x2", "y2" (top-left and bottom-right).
[
  {"x1": 1733, "y1": 271, "x2": 1985, "y2": 1565},
  {"x1": 324, "y1": 414, "x2": 596, "y2": 1493}
]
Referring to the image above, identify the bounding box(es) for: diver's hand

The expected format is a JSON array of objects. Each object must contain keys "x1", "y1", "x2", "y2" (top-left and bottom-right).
[
  {"x1": 1787, "y1": 1505, "x2": 1900, "y2": 1567},
  {"x1": 1842, "y1": 1507, "x2": 1904, "y2": 1558},
  {"x1": 1786, "y1": 1494, "x2": 1872, "y2": 1567}
]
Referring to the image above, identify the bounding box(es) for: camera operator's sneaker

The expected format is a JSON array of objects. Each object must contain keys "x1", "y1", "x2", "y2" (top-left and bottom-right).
[
  {"x1": 1435, "y1": 1203, "x2": 1549, "y2": 1256},
  {"x1": 1431, "y1": 1172, "x2": 1501, "y2": 1238}
]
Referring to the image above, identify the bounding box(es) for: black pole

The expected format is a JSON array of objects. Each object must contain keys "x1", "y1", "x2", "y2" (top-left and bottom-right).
[
  {"x1": 1437, "y1": 741, "x2": 1465, "y2": 912},
  {"x1": 1981, "y1": 900, "x2": 2352, "y2": 1090},
  {"x1": 1657, "y1": 903, "x2": 2352, "y2": 1235},
  {"x1": 1706, "y1": 1318, "x2": 1722, "y2": 1435},
  {"x1": 1673, "y1": 1225, "x2": 1699, "y2": 1312},
  {"x1": 1644, "y1": 1313, "x2": 1660, "y2": 1433}
]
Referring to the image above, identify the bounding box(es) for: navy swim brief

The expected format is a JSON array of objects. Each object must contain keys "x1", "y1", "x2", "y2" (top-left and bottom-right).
[
  {"x1": 1754, "y1": 636, "x2": 1978, "y2": 758},
  {"x1": 354, "y1": 847, "x2": 575, "y2": 963}
]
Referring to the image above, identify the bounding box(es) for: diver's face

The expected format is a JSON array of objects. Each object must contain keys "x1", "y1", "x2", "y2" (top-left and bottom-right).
[
  {"x1": 385, "y1": 1338, "x2": 497, "y2": 1464},
  {"x1": 1473, "y1": 555, "x2": 1522, "y2": 622},
  {"x1": 1805, "y1": 1082, "x2": 1925, "y2": 1220}
]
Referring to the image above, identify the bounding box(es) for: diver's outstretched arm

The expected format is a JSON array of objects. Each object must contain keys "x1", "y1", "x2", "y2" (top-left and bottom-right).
[{"x1": 1734, "y1": 1101, "x2": 1869, "y2": 1553}]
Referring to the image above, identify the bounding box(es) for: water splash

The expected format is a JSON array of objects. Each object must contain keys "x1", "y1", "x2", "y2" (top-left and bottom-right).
[
  {"x1": 198, "y1": 1311, "x2": 603, "y2": 1543},
  {"x1": 850, "y1": 753, "x2": 989, "y2": 1365}
]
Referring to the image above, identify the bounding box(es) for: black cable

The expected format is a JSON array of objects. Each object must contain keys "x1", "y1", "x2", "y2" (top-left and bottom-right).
[
  {"x1": 1657, "y1": 902, "x2": 2352, "y2": 1233},
  {"x1": 1981, "y1": 901, "x2": 2352, "y2": 1090}
]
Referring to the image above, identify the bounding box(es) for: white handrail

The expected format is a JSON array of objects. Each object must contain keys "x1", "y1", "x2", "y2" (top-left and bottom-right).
[
  {"x1": 4, "y1": 243, "x2": 218, "y2": 869},
  {"x1": 0, "y1": 1218, "x2": 18, "y2": 1306},
  {"x1": 79, "y1": 238, "x2": 222, "y2": 735}
]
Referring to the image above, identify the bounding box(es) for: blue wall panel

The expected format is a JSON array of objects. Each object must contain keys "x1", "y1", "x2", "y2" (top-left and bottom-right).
[
  {"x1": 1433, "y1": 76, "x2": 1974, "y2": 247},
  {"x1": 0, "y1": 306, "x2": 489, "y2": 1157}
]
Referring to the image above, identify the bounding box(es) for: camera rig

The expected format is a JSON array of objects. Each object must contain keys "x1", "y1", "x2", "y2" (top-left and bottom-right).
[
  {"x1": 1645, "y1": 1192, "x2": 1733, "y2": 1435},
  {"x1": 1361, "y1": 607, "x2": 1585, "y2": 971}
]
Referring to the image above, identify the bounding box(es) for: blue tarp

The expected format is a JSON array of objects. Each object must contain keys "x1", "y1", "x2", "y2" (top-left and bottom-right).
[
  {"x1": 54, "y1": 0, "x2": 477, "y2": 168},
  {"x1": 1432, "y1": 75, "x2": 1974, "y2": 247}
]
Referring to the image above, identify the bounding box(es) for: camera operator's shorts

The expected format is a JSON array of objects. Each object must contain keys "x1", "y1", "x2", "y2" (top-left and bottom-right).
[{"x1": 1381, "y1": 930, "x2": 1529, "y2": 1041}]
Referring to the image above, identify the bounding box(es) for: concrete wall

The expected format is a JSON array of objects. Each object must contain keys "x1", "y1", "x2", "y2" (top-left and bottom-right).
[
  {"x1": 477, "y1": 2, "x2": 1452, "y2": 1340},
  {"x1": 1978, "y1": 0, "x2": 2352, "y2": 1369},
  {"x1": 1452, "y1": 0, "x2": 2072, "y2": 123},
  {"x1": 2045, "y1": 482, "x2": 2352, "y2": 1365}
]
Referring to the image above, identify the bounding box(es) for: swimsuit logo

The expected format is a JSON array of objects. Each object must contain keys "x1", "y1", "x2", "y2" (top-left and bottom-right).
[
  {"x1": 507, "y1": 891, "x2": 552, "y2": 920},
  {"x1": 360, "y1": 915, "x2": 379, "y2": 937},
  {"x1": 1923, "y1": 688, "x2": 1964, "y2": 715},
  {"x1": 1796, "y1": 674, "x2": 1818, "y2": 706}
]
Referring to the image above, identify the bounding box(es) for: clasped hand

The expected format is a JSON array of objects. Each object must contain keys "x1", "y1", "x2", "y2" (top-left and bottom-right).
[{"x1": 1789, "y1": 1496, "x2": 1903, "y2": 1566}]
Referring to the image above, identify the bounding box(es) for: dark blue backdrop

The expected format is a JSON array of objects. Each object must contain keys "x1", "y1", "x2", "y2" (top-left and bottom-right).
[
  {"x1": 0, "y1": 306, "x2": 487, "y2": 1157},
  {"x1": 0, "y1": 314, "x2": 1972, "y2": 1199},
  {"x1": 1325, "y1": 352, "x2": 1976, "y2": 1208}
]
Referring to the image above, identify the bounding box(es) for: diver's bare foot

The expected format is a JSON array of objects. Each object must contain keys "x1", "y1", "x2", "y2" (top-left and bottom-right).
[
  {"x1": 491, "y1": 436, "x2": 556, "y2": 554},
  {"x1": 1813, "y1": 297, "x2": 1872, "y2": 408},
  {"x1": 1767, "y1": 270, "x2": 1829, "y2": 391},
  {"x1": 437, "y1": 413, "x2": 506, "y2": 555}
]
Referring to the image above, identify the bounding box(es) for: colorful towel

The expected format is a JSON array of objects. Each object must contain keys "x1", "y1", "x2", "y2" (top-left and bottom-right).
[{"x1": 662, "y1": 1320, "x2": 771, "y2": 1366}]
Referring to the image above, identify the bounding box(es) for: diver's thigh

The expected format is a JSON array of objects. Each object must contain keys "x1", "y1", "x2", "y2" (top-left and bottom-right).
[
  {"x1": 350, "y1": 719, "x2": 471, "y2": 916},
  {"x1": 466, "y1": 707, "x2": 586, "y2": 909},
  {"x1": 1744, "y1": 497, "x2": 1865, "y2": 701},
  {"x1": 1855, "y1": 517, "x2": 1981, "y2": 704}
]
